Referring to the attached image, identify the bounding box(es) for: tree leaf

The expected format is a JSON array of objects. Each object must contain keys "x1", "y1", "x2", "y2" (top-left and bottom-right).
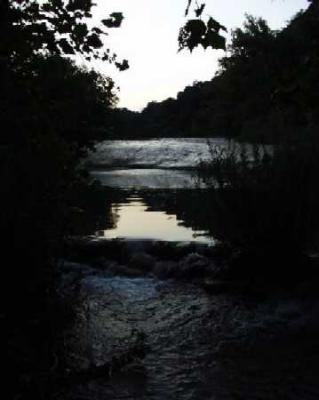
[
  {"x1": 73, "y1": 23, "x2": 88, "y2": 38},
  {"x1": 201, "y1": 30, "x2": 226, "y2": 50},
  {"x1": 58, "y1": 38, "x2": 75, "y2": 54},
  {"x1": 66, "y1": 0, "x2": 92, "y2": 12},
  {"x1": 87, "y1": 33, "x2": 103, "y2": 49},
  {"x1": 178, "y1": 19, "x2": 207, "y2": 51},
  {"x1": 115, "y1": 59, "x2": 129, "y2": 71},
  {"x1": 102, "y1": 12, "x2": 124, "y2": 28},
  {"x1": 207, "y1": 17, "x2": 227, "y2": 33}
]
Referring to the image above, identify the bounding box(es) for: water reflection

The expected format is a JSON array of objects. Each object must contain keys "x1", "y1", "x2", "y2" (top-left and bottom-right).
[
  {"x1": 88, "y1": 138, "x2": 273, "y2": 244},
  {"x1": 97, "y1": 195, "x2": 212, "y2": 243},
  {"x1": 88, "y1": 162, "x2": 219, "y2": 243}
]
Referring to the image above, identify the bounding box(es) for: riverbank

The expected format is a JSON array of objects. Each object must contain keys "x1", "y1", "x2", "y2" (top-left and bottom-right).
[{"x1": 63, "y1": 237, "x2": 319, "y2": 297}]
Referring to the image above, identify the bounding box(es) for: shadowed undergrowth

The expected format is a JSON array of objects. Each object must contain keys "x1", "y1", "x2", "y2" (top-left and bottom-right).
[{"x1": 199, "y1": 138, "x2": 319, "y2": 268}]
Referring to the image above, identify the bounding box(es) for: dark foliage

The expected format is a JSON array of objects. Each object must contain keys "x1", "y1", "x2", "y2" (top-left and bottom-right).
[
  {"x1": 112, "y1": 2, "x2": 318, "y2": 142},
  {"x1": 200, "y1": 139, "x2": 319, "y2": 253},
  {"x1": 1, "y1": 1, "x2": 123, "y2": 398},
  {"x1": 2, "y1": 0, "x2": 128, "y2": 66}
]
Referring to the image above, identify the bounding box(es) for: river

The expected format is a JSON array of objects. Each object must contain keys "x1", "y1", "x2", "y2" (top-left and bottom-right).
[
  {"x1": 87, "y1": 138, "x2": 222, "y2": 243},
  {"x1": 55, "y1": 138, "x2": 318, "y2": 400},
  {"x1": 86, "y1": 138, "x2": 265, "y2": 243},
  {"x1": 57, "y1": 260, "x2": 318, "y2": 400}
]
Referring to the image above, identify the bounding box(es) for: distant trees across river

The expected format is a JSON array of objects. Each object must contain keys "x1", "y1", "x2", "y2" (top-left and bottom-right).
[{"x1": 111, "y1": 2, "x2": 319, "y2": 144}]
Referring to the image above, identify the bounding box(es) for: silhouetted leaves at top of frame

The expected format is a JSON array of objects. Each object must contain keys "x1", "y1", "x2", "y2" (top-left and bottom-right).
[
  {"x1": 180, "y1": 1, "x2": 227, "y2": 51},
  {"x1": 2, "y1": 1, "x2": 127, "y2": 70},
  {"x1": 179, "y1": 16, "x2": 227, "y2": 51}
]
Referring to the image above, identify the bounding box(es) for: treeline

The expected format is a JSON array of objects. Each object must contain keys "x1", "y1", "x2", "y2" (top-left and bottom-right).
[{"x1": 112, "y1": 1, "x2": 318, "y2": 142}]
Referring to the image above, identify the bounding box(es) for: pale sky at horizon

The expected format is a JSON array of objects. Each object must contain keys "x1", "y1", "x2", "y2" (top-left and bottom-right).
[{"x1": 87, "y1": 0, "x2": 309, "y2": 111}]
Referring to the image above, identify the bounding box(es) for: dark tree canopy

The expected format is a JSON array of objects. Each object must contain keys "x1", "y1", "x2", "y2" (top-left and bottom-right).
[{"x1": 1, "y1": 0, "x2": 128, "y2": 69}]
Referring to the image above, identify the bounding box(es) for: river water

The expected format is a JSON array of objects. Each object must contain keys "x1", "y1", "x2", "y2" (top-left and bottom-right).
[
  {"x1": 57, "y1": 263, "x2": 318, "y2": 400},
  {"x1": 87, "y1": 138, "x2": 233, "y2": 243},
  {"x1": 88, "y1": 138, "x2": 228, "y2": 170},
  {"x1": 86, "y1": 138, "x2": 273, "y2": 243},
  {"x1": 56, "y1": 138, "x2": 318, "y2": 400}
]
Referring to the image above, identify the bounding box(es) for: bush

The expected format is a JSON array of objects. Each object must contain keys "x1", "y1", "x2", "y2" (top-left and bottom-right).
[{"x1": 200, "y1": 136, "x2": 319, "y2": 256}]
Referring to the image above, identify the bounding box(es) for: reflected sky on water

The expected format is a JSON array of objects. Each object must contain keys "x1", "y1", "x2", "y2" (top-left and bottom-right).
[
  {"x1": 89, "y1": 138, "x2": 271, "y2": 243},
  {"x1": 97, "y1": 195, "x2": 213, "y2": 243}
]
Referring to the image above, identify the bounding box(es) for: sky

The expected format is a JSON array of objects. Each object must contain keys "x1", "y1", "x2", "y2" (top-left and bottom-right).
[{"x1": 87, "y1": 0, "x2": 309, "y2": 111}]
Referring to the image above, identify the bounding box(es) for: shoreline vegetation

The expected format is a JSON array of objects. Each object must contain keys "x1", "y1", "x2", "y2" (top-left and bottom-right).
[{"x1": 1, "y1": 1, "x2": 319, "y2": 399}]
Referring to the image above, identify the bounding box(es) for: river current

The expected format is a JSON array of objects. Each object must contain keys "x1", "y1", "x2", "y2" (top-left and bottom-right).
[
  {"x1": 57, "y1": 262, "x2": 318, "y2": 400},
  {"x1": 55, "y1": 139, "x2": 318, "y2": 400}
]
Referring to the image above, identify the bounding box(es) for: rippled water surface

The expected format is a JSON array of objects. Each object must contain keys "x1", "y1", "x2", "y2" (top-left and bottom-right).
[
  {"x1": 62, "y1": 276, "x2": 216, "y2": 399},
  {"x1": 88, "y1": 138, "x2": 228, "y2": 169},
  {"x1": 90, "y1": 168, "x2": 205, "y2": 189},
  {"x1": 57, "y1": 269, "x2": 319, "y2": 400}
]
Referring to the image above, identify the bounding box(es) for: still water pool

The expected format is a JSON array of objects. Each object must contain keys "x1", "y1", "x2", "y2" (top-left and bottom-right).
[{"x1": 96, "y1": 195, "x2": 212, "y2": 243}]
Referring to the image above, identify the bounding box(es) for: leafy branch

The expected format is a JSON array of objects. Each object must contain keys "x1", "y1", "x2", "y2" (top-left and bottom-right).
[
  {"x1": 6, "y1": 0, "x2": 129, "y2": 69},
  {"x1": 180, "y1": 0, "x2": 227, "y2": 51}
]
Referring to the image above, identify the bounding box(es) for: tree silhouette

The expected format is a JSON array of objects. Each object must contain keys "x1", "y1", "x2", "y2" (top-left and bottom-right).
[
  {"x1": 1, "y1": 0, "x2": 128, "y2": 68},
  {"x1": 180, "y1": 0, "x2": 316, "y2": 52}
]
